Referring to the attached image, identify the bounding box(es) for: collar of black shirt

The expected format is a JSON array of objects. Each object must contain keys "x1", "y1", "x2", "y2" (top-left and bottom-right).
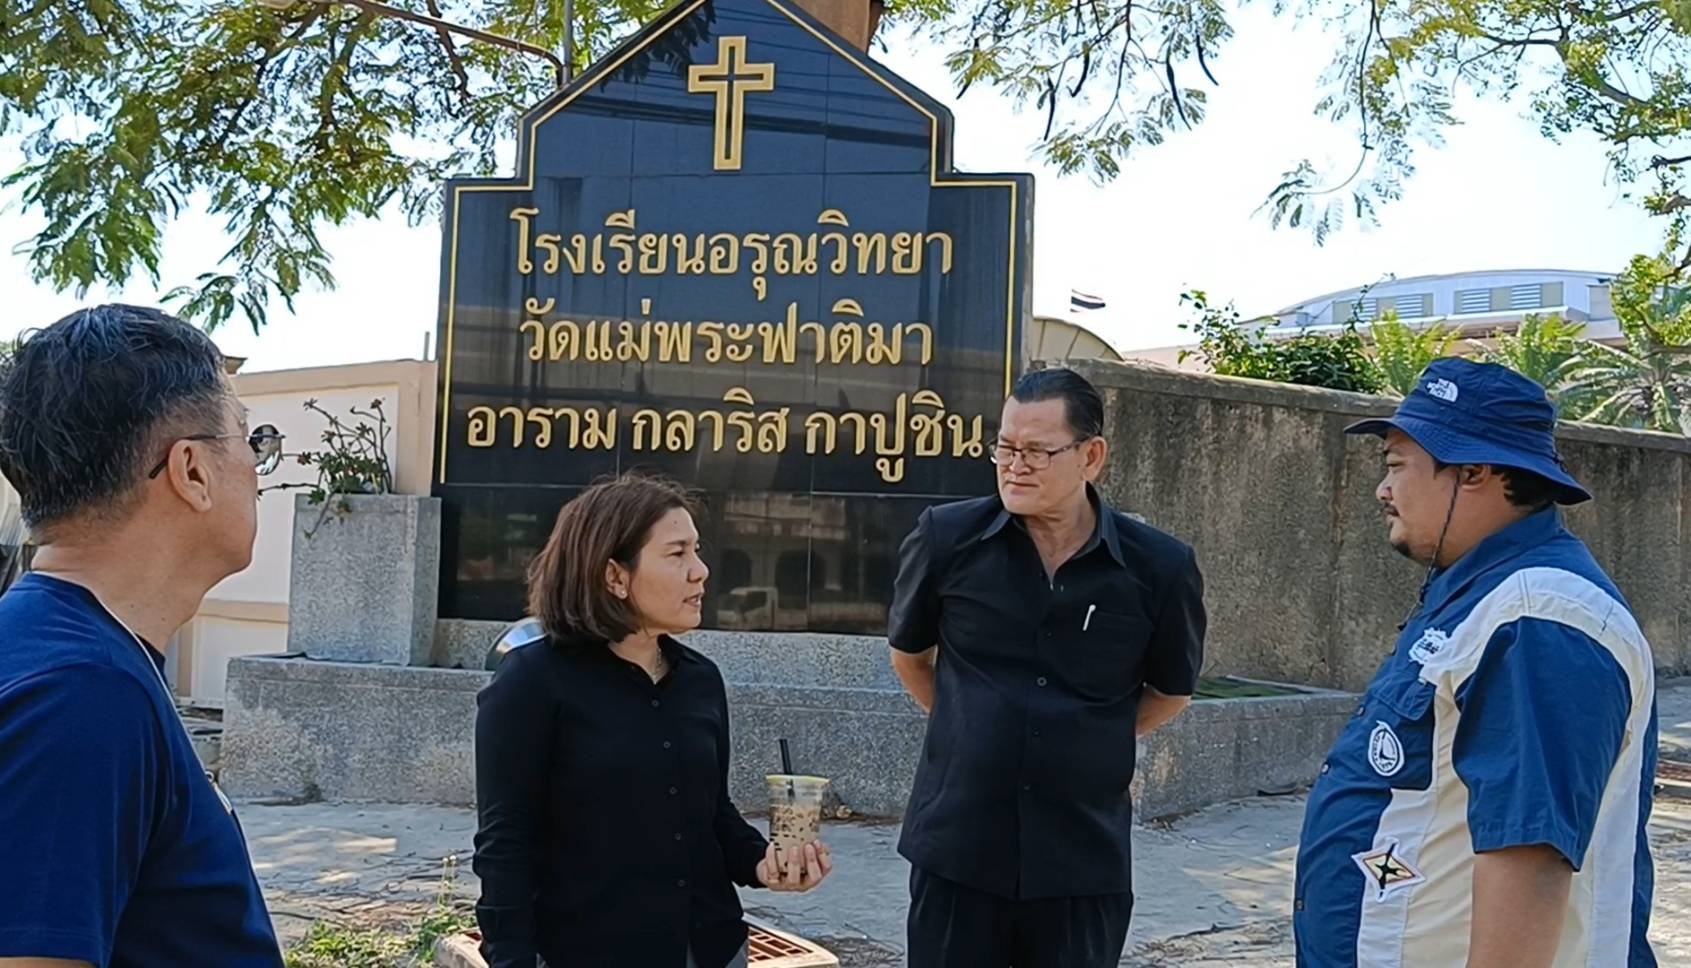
[
  {"x1": 973, "y1": 482, "x2": 1125, "y2": 567},
  {"x1": 553, "y1": 631, "x2": 697, "y2": 682}
]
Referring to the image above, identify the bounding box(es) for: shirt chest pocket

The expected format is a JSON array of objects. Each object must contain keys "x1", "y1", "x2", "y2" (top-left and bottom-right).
[
  {"x1": 1061, "y1": 610, "x2": 1150, "y2": 700},
  {"x1": 1357, "y1": 666, "x2": 1436, "y2": 788}
]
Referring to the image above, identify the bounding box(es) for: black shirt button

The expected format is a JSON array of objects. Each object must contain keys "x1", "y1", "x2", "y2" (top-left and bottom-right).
[
  {"x1": 1031, "y1": 728, "x2": 1042, "y2": 738},
  {"x1": 675, "y1": 832, "x2": 684, "y2": 841},
  {"x1": 1021, "y1": 782, "x2": 1032, "y2": 791},
  {"x1": 669, "y1": 786, "x2": 678, "y2": 795},
  {"x1": 1036, "y1": 676, "x2": 1048, "y2": 687},
  {"x1": 652, "y1": 699, "x2": 661, "y2": 708},
  {"x1": 677, "y1": 878, "x2": 687, "y2": 889},
  {"x1": 662, "y1": 740, "x2": 672, "y2": 749}
]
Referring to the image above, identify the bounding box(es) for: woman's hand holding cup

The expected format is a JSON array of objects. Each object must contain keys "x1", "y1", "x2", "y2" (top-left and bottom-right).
[{"x1": 757, "y1": 840, "x2": 832, "y2": 892}]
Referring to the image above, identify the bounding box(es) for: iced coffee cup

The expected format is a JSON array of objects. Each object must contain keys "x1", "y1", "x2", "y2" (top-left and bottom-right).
[{"x1": 765, "y1": 774, "x2": 828, "y2": 861}]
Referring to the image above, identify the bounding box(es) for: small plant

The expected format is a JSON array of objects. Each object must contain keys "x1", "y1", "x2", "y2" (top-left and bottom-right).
[
  {"x1": 283, "y1": 855, "x2": 474, "y2": 968},
  {"x1": 412, "y1": 854, "x2": 476, "y2": 961},
  {"x1": 269, "y1": 398, "x2": 395, "y2": 538}
]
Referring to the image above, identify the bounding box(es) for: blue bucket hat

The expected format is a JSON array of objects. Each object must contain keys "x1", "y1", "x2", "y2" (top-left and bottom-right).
[{"x1": 1344, "y1": 357, "x2": 1590, "y2": 504}]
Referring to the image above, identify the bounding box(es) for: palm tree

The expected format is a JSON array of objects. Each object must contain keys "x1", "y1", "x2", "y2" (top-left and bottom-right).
[
  {"x1": 1472, "y1": 315, "x2": 1593, "y2": 413},
  {"x1": 1567, "y1": 287, "x2": 1691, "y2": 433},
  {"x1": 1371, "y1": 315, "x2": 1457, "y2": 397}
]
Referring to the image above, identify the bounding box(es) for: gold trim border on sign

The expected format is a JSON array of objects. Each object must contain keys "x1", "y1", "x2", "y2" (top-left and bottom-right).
[{"x1": 437, "y1": 0, "x2": 1025, "y2": 483}]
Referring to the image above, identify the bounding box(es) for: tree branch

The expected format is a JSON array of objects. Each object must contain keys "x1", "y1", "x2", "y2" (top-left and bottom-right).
[
  {"x1": 1605, "y1": 0, "x2": 1661, "y2": 21},
  {"x1": 425, "y1": 0, "x2": 471, "y2": 98}
]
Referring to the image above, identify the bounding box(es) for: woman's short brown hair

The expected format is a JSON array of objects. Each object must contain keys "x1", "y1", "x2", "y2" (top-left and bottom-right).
[{"x1": 527, "y1": 473, "x2": 700, "y2": 645}]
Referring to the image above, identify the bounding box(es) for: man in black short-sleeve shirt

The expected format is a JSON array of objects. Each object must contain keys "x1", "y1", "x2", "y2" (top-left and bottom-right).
[{"x1": 888, "y1": 367, "x2": 1207, "y2": 968}]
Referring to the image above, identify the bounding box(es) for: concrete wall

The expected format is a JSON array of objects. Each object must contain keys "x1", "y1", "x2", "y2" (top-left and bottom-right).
[
  {"x1": 1074, "y1": 361, "x2": 1690, "y2": 691},
  {"x1": 222, "y1": 651, "x2": 1351, "y2": 820},
  {"x1": 173, "y1": 360, "x2": 437, "y2": 704}
]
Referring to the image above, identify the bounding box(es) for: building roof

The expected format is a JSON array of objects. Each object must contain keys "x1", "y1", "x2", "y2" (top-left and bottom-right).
[{"x1": 1271, "y1": 268, "x2": 1617, "y2": 317}]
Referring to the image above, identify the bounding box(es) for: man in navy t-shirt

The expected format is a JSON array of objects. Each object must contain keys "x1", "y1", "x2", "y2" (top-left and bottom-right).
[{"x1": 0, "y1": 305, "x2": 286, "y2": 967}]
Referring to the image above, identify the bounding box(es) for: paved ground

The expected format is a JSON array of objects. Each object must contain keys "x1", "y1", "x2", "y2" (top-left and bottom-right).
[{"x1": 249, "y1": 678, "x2": 1691, "y2": 966}]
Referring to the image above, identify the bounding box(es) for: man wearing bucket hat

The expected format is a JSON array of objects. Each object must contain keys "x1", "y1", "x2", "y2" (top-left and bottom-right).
[{"x1": 1293, "y1": 358, "x2": 1658, "y2": 966}]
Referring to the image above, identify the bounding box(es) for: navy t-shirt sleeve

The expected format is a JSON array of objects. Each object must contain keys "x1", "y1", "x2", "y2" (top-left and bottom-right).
[
  {"x1": 1143, "y1": 546, "x2": 1206, "y2": 697},
  {"x1": 888, "y1": 508, "x2": 940, "y2": 654},
  {"x1": 1453, "y1": 617, "x2": 1631, "y2": 870},
  {"x1": 0, "y1": 664, "x2": 162, "y2": 963}
]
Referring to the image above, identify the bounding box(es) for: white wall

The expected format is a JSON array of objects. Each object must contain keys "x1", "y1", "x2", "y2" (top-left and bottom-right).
[{"x1": 176, "y1": 360, "x2": 436, "y2": 704}]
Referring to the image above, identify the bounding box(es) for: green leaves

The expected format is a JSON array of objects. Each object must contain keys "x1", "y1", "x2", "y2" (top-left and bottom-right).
[
  {"x1": 2, "y1": 0, "x2": 651, "y2": 333},
  {"x1": 1177, "y1": 289, "x2": 1387, "y2": 393},
  {"x1": 1371, "y1": 315, "x2": 1457, "y2": 397},
  {"x1": 7, "y1": 0, "x2": 1689, "y2": 332},
  {"x1": 1179, "y1": 268, "x2": 1690, "y2": 435}
]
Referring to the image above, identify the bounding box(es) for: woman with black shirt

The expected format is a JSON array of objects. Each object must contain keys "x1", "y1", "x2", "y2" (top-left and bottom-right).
[{"x1": 473, "y1": 474, "x2": 832, "y2": 968}]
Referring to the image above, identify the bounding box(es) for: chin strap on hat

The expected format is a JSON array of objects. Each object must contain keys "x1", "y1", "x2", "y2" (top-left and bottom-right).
[{"x1": 1398, "y1": 474, "x2": 1462, "y2": 632}]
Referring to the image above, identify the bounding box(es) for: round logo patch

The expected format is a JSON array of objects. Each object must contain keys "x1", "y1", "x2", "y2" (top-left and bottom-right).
[{"x1": 1369, "y1": 721, "x2": 1405, "y2": 777}]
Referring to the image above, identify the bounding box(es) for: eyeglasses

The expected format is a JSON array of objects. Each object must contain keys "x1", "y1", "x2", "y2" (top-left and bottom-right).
[
  {"x1": 989, "y1": 439, "x2": 1088, "y2": 471},
  {"x1": 147, "y1": 424, "x2": 286, "y2": 479}
]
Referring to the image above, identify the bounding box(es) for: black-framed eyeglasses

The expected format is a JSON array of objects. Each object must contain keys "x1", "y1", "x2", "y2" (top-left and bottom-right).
[
  {"x1": 147, "y1": 424, "x2": 286, "y2": 479},
  {"x1": 989, "y1": 439, "x2": 1089, "y2": 471}
]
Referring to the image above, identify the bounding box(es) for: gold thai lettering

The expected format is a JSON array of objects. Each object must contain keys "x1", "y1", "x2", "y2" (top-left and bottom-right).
[
  {"x1": 607, "y1": 209, "x2": 637, "y2": 274},
  {"x1": 655, "y1": 321, "x2": 693, "y2": 363},
  {"x1": 498, "y1": 406, "x2": 525, "y2": 447},
  {"x1": 535, "y1": 233, "x2": 562, "y2": 274},
  {"x1": 756, "y1": 406, "x2": 789, "y2": 453},
  {"x1": 708, "y1": 233, "x2": 740, "y2": 274},
  {"x1": 853, "y1": 232, "x2": 886, "y2": 274},
  {"x1": 561, "y1": 233, "x2": 605, "y2": 275},
  {"x1": 554, "y1": 406, "x2": 619, "y2": 450},
  {"x1": 947, "y1": 412, "x2": 985, "y2": 458},
  {"x1": 830, "y1": 322, "x2": 864, "y2": 365},
  {"x1": 909, "y1": 389, "x2": 945, "y2": 457},
  {"x1": 819, "y1": 209, "x2": 850, "y2": 274},
  {"x1": 804, "y1": 411, "x2": 836, "y2": 454},
  {"x1": 724, "y1": 324, "x2": 756, "y2": 363},
  {"x1": 526, "y1": 407, "x2": 555, "y2": 448},
  {"x1": 744, "y1": 232, "x2": 770, "y2": 300},
  {"x1": 698, "y1": 321, "x2": 726, "y2": 363},
  {"x1": 512, "y1": 300, "x2": 932, "y2": 367},
  {"x1": 837, "y1": 412, "x2": 869, "y2": 455},
  {"x1": 674, "y1": 233, "x2": 707, "y2": 274},
  {"x1": 506, "y1": 207, "x2": 955, "y2": 295},
  {"x1": 509, "y1": 207, "x2": 538, "y2": 274},
  {"x1": 637, "y1": 232, "x2": 668, "y2": 274},
  {"x1": 520, "y1": 320, "x2": 544, "y2": 362},
  {"x1": 664, "y1": 410, "x2": 697, "y2": 451},
  {"x1": 468, "y1": 406, "x2": 497, "y2": 447},
  {"x1": 465, "y1": 391, "x2": 976, "y2": 479},
  {"x1": 774, "y1": 232, "x2": 817, "y2": 275},
  {"x1": 617, "y1": 321, "x2": 650, "y2": 362},
  {"x1": 758, "y1": 302, "x2": 799, "y2": 364}
]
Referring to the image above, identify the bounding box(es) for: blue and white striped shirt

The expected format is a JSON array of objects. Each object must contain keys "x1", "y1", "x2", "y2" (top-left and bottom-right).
[{"x1": 1294, "y1": 509, "x2": 1657, "y2": 967}]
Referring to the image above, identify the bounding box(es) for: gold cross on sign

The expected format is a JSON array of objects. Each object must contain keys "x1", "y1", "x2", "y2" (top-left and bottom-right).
[{"x1": 687, "y1": 36, "x2": 775, "y2": 171}]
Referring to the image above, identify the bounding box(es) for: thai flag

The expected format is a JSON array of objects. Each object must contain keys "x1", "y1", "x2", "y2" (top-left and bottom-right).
[{"x1": 1070, "y1": 289, "x2": 1106, "y2": 312}]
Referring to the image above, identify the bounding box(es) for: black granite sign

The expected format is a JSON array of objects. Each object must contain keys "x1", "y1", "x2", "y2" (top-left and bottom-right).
[{"x1": 433, "y1": 0, "x2": 1033, "y2": 631}]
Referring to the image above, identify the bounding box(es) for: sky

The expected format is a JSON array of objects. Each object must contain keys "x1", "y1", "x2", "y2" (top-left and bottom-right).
[{"x1": 0, "y1": 4, "x2": 1666, "y2": 369}]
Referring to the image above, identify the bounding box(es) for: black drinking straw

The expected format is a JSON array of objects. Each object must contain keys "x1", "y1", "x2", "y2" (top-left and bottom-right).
[{"x1": 778, "y1": 738, "x2": 795, "y2": 801}]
